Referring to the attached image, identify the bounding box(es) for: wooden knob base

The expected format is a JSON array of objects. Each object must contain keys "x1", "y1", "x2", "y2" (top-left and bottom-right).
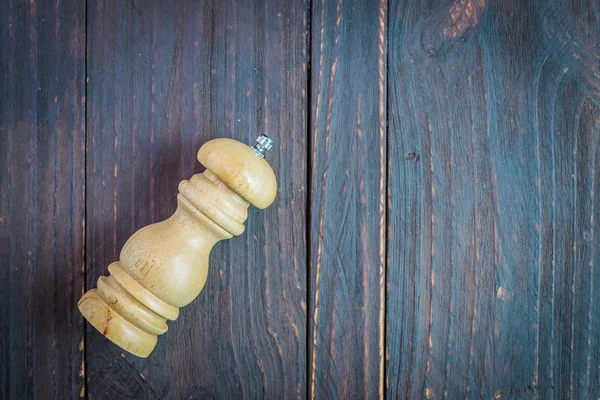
[
  {"x1": 78, "y1": 289, "x2": 159, "y2": 357},
  {"x1": 78, "y1": 261, "x2": 180, "y2": 357}
]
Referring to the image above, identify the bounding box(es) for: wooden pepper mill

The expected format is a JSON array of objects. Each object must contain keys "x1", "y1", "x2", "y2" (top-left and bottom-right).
[{"x1": 78, "y1": 136, "x2": 277, "y2": 357}]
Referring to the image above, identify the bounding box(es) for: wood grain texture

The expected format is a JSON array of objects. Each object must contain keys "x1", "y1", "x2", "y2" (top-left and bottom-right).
[
  {"x1": 387, "y1": 0, "x2": 600, "y2": 398},
  {"x1": 309, "y1": 0, "x2": 387, "y2": 398},
  {"x1": 85, "y1": 0, "x2": 307, "y2": 398},
  {"x1": 0, "y1": 1, "x2": 86, "y2": 399},
  {"x1": 5, "y1": 0, "x2": 600, "y2": 398}
]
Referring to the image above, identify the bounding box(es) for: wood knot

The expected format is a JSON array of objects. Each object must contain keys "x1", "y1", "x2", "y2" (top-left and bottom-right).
[
  {"x1": 418, "y1": 0, "x2": 486, "y2": 57},
  {"x1": 406, "y1": 152, "x2": 420, "y2": 162}
]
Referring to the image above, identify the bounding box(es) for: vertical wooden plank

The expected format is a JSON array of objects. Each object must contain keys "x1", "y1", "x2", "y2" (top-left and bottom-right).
[
  {"x1": 85, "y1": 0, "x2": 308, "y2": 398},
  {"x1": 387, "y1": 1, "x2": 498, "y2": 397},
  {"x1": 590, "y1": 111, "x2": 600, "y2": 400},
  {"x1": 537, "y1": 3, "x2": 600, "y2": 398},
  {"x1": 185, "y1": 1, "x2": 309, "y2": 398},
  {"x1": 309, "y1": 0, "x2": 387, "y2": 398},
  {"x1": 388, "y1": 0, "x2": 600, "y2": 398},
  {"x1": 0, "y1": 1, "x2": 86, "y2": 399},
  {"x1": 386, "y1": 2, "x2": 426, "y2": 398},
  {"x1": 571, "y1": 101, "x2": 599, "y2": 399},
  {"x1": 478, "y1": 3, "x2": 541, "y2": 395}
]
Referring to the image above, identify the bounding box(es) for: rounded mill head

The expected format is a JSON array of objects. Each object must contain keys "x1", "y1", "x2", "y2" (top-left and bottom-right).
[{"x1": 197, "y1": 136, "x2": 277, "y2": 209}]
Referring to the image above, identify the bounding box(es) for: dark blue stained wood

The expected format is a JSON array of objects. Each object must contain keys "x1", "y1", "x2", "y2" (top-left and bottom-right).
[
  {"x1": 5, "y1": 1, "x2": 600, "y2": 398},
  {"x1": 0, "y1": 0, "x2": 86, "y2": 399},
  {"x1": 478, "y1": 3, "x2": 540, "y2": 395},
  {"x1": 309, "y1": 0, "x2": 387, "y2": 398},
  {"x1": 572, "y1": 100, "x2": 599, "y2": 399},
  {"x1": 387, "y1": 0, "x2": 600, "y2": 399},
  {"x1": 537, "y1": 4, "x2": 600, "y2": 399},
  {"x1": 85, "y1": 0, "x2": 308, "y2": 398}
]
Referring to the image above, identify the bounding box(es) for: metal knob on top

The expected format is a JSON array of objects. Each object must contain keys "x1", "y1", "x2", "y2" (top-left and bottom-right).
[{"x1": 252, "y1": 134, "x2": 274, "y2": 157}]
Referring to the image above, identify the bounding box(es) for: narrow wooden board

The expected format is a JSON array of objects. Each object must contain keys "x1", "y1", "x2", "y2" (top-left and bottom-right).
[
  {"x1": 309, "y1": 0, "x2": 387, "y2": 398},
  {"x1": 85, "y1": 0, "x2": 308, "y2": 398},
  {"x1": 0, "y1": 1, "x2": 86, "y2": 399}
]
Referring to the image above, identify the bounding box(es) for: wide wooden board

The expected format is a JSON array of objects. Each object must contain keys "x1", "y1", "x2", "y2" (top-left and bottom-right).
[
  {"x1": 387, "y1": 1, "x2": 600, "y2": 398},
  {"x1": 85, "y1": 0, "x2": 308, "y2": 398}
]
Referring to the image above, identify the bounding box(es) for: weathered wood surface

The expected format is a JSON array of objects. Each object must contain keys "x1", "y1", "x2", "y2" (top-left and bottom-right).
[
  {"x1": 387, "y1": 0, "x2": 600, "y2": 399},
  {"x1": 3, "y1": 0, "x2": 600, "y2": 398},
  {"x1": 0, "y1": 1, "x2": 86, "y2": 399},
  {"x1": 85, "y1": 0, "x2": 307, "y2": 398},
  {"x1": 308, "y1": 0, "x2": 387, "y2": 398}
]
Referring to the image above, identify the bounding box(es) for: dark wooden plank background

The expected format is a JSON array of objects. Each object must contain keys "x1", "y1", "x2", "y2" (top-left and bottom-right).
[
  {"x1": 309, "y1": 0, "x2": 386, "y2": 398},
  {"x1": 387, "y1": 1, "x2": 600, "y2": 399},
  {"x1": 0, "y1": 1, "x2": 86, "y2": 399},
  {"x1": 2, "y1": 0, "x2": 600, "y2": 399},
  {"x1": 85, "y1": 0, "x2": 307, "y2": 398}
]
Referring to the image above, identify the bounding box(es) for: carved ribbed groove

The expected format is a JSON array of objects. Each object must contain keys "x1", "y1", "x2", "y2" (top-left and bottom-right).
[
  {"x1": 97, "y1": 275, "x2": 168, "y2": 336},
  {"x1": 178, "y1": 171, "x2": 249, "y2": 236},
  {"x1": 108, "y1": 262, "x2": 179, "y2": 320},
  {"x1": 86, "y1": 261, "x2": 179, "y2": 337},
  {"x1": 108, "y1": 261, "x2": 179, "y2": 321}
]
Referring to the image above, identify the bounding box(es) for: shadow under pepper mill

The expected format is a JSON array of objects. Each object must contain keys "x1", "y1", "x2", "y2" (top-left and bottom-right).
[{"x1": 78, "y1": 136, "x2": 277, "y2": 357}]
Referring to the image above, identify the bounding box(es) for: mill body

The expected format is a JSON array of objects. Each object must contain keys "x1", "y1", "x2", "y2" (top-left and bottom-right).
[{"x1": 78, "y1": 137, "x2": 277, "y2": 357}]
